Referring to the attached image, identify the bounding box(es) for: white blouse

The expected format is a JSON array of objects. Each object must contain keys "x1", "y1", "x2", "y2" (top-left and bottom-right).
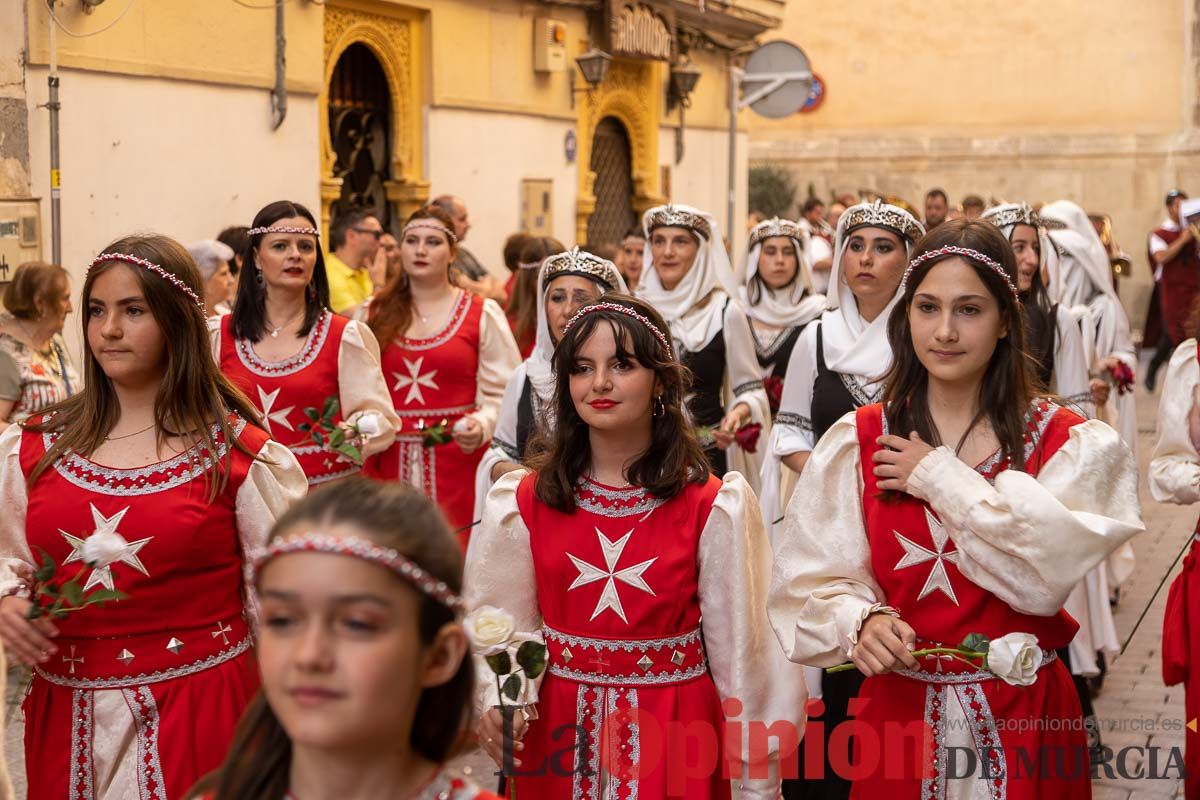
[{"x1": 1150, "y1": 338, "x2": 1200, "y2": 505}]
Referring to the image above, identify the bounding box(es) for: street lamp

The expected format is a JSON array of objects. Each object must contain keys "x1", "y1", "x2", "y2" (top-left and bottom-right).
[
  {"x1": 667, "y1": 60, "x2": 702, "y2": 111},
  {"x1": 570, "y1": 48, "x2": 613, "y2": 109}
]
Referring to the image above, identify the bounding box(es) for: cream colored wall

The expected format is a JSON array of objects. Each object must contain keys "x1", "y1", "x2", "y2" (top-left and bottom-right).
[
  {"x1": 659, "y1": 126, "x2": 749, "y2": 268},
  {"x1": 1, "y1": 0, "x2": 31, "y2": 198},
  {"x1": 25, "y1": 67, "x2": 320, "y2": 359},
  {"x1": 427, "y1": 107, "x2": 579, "y2": 276}
]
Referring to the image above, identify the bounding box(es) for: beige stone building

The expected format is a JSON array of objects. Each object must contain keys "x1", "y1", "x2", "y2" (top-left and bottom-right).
[{"x1": 750, "y1": 0, "x2": 1200, "y2": 332}]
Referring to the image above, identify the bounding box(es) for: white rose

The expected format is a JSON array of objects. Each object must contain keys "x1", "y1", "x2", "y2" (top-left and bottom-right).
[
  {"x1": 464, "y1": 605, "x2": 515, "y2": 655},
  {"x1": 80, "y1": 532, "x2": 129, "y2": 568},
  {"x1": 452, "y1": 417, "x2": 472, "y2": 434},
  {"x1": 986, "y1": 633, "x2": 1043, "y2": 687},
  {"x1": 354, "y1": 415, "x2": 381, "y2": 438}
]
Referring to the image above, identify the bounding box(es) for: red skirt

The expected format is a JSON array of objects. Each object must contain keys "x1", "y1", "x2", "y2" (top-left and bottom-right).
[
  {"x1": 24, "y1": 648, "x2": 259, "y2": 799},
  {"x1": 1162, "y1": 537, "x2": 1198, "y2": 799}
]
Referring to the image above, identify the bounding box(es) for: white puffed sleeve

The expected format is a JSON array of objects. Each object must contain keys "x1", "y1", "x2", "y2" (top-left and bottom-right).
[
  {"x1": 1149, "y1": 339, "x2": 1200, "y2": 505},
  {"x1": 905, "y1": 419, "x2": 1144, "y2": 616},
  {"x1": 207, "y1": 316, "x2": 223, "y2": 362},
  {"x1": 698, "y1": 473, "x2": 807, "y2": 799},
  {"x1": 759, "y1": 321, "x2": 821, "y2": 539},
  {"x1": 0, "y1": 425, "x2": 33, "y2": 598},
  {"x1": 472, "y1": 362, "x2": 528, "y2": 527},
  {"x1": 768, "y1": 414, "x2": 894, "y2": 667},
  {"x1": 467, "y1": 300, "x2": 522, "y2": 442},
  {"x1": 463, "y1": 470, "x2": 545, "y2": 710},
  {"x1": 1053, "y1": 305, "x2": 1095, "y2": 419},
  {"x1": 337, "y1": 320, "x2": 400, "y2": 457},
  {"x1": 235, "y1": 440, "x2": 308, "y2": 618},
  {"x1": 723, "y1": 299, "x2": 771, "y2": 492}
]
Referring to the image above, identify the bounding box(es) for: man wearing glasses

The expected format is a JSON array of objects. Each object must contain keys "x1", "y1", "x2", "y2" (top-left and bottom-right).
[{"x1": 327, "y1": 210, "x2": 384, "y2": 315}]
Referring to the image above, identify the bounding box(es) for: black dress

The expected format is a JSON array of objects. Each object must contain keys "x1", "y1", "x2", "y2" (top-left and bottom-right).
[
  {"x1": 680, "y1": 323, "x2": 730, "y2": 475},
  {"x1": 750, "y1": 318, "x2": 804, "y2": 418}
]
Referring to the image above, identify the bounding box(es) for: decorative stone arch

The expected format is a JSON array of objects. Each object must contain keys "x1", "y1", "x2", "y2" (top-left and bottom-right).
[
  {"x1": 576, "y1": 59, "x2": 666, "y2": 245},
  {"x1": 321, "y1": 5, "x2": 429, "y2": 237}
]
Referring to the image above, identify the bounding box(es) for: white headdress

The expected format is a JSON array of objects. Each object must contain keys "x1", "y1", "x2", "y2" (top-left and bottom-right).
[{"x1": 739, "y1": 217, "x2": 825, "y2": 327}]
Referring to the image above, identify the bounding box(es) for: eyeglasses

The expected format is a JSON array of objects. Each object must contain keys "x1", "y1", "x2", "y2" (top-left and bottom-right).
[{"x1": 352, "y1": 227, "x2": 384, "y2": 240}]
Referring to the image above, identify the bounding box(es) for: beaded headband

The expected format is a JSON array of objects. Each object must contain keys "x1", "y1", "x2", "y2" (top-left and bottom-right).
[
  {"x1": 981, "y1": 203, "x2": 1040, "y2": 230},
  {"x1": 841, "y1": 200, "x2": 925, "y2": 242},
  {"x1": 561, "y1": 301, "x2": 674, "y2": 358},
  {"x1": 542, "y1": 247, "x2": 620, "y2": 290},
  {"x1": 88, "y1": 252, "x2": 205, "y2": 311},
  {"x1": 900, "y1": 245, "x2": 1020, "y2": 301},
  {"x1": 253, "y1": 533, "x2": 464, "y2": 614},
  {"x1": 402, "y1": 220, "x2": 458, "y2": 243},
  {"x1": 247, "y1": 225, "x2": 320, "y2": 237},
  {"x1": 645, "y1": 204, "x2": 712, "y2": 241},
  {"x1": 748, "y1": 217, "x2": 804, "y2": 251}
]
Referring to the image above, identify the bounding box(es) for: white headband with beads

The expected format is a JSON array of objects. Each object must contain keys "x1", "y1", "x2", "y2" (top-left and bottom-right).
[{"x1": 900, "y1": 245, "x2": 1020, "y2": 302}]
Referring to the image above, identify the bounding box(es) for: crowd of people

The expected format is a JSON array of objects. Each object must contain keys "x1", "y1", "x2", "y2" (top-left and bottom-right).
[{"x1": 0, "y1": 181, "x2": 1194, "y2": 800}]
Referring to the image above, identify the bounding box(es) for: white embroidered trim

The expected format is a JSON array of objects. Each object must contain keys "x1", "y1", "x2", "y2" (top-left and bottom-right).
[
  {"x1": 922, "y1": 685, "x2": 950, "y2": 800},
  {"x1": 954, "y1": 682, "x2": 1007, "y2": 800},
  {"x1": 840, "y1": 373, "x2": 881, "y2": 407},
  {"x1": 544, "y1": 625, "x2": 701, "y2": 653},
  {"x1": 391, "y1": 402, "x2": 476, "y2": 419},
  {"x1": 397, "y1": 291, "x2": 471, "y2": 351},
  {"x1": 774, "y1": 411, "x2": 812, "y2": 432},
  {"x1": 36, "y1": 634, "x2": 251, "y2": 689},
  {"x1": 572, "y1": 684, "x2": 594, "y2": 800},
  {"x1": 549, "y1": 661, "x2": 707, "y2": 686},
  {"x1": 69, "y1": 689, "x2": 94, "y2": 800},
  {"x1": 894, "y1": 649, "x2": 1057, "y2": 685},
  {"x1": 235, "y1": 310, "x2": 332, "y2": 377},
  {"x1": 749, "y1": 321, "x2": 797, "y2": 361},
  {"x1": 124, "y1": 686, "x2": 168, "y2": 800}
]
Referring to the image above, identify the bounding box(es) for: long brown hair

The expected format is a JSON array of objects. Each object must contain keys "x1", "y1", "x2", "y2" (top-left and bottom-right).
[
  {"x1": 190, "y1": 479, "x2": 474, "y2": 800},
  {"x1": 881, "y1": 219, "x2": 1039, "y2": 470},
  {"x1": 368, "y1": 206, "x2": 458, "y2": 346},
  {"x1": 508, "y1": 236, "x2": 564, "y2": 353},
  {"x1": 24, "y1": 235, "x2": 261, "y2": 499},
  {"x1": 527, "y1": 294, "x2": 709, "y2": 511}
]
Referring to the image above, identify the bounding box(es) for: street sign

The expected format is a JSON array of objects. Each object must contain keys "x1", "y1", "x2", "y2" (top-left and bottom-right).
[{"x1": 741, "y1": 41, "x2": 813, "y2": 119}]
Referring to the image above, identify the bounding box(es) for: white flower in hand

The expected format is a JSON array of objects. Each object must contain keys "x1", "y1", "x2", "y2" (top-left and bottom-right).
[
  {"x1": 986, "y1": 632, "x2": 1043, "y2": 687},
  {"x1": 452, "y1": 417, "x2": 472, "y2": 435},
  {"x1": 80, "y1": 531, "x2": 131, "y2": 568},
  {"x1": 354, "y1": 415, "x2": 382, "y2": 439},
  {"x1": 465, "y1": 605, "x2": 515, "y2": 655}
]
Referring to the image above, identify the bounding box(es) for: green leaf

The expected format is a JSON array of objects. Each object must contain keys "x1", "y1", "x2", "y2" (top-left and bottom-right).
[
  {"x1": 33, "y1": 548, "x2": 56, "y2": 583},
  {"x1": 337, "y1": 444, "x2": 362, "y2": 464},
  {"x1": 501, "y1": 674, "x2": 522, "y2": 702},
  {"x1": 297, "y1": 422, "x2": 311, "y2": 433},
  {"x1": 62, "y1": 581, "x2": 84, "y2": 607},
  {"x1": 329, "y1": 428, "x2": 345, "y2": 447},
  {"x1": 303, "y1": 407, "x2": 321, "y2": 421},
  {"x1": 516, "y1": 640, "x2": 547, "y2": 680},
  {"x1": 485, "y1": 651, "x2": 513, "y2": 676},
  {"x1": 959, "y1": 633, "x2": 990, "y2": 654},
  {"x1": 322, "y1": 396, "x2": 338, "y2": 420},
  {"x1": 313, "y1": 431, "x2": 325, "y2": 447},
  {"x1": 40, "y1": 583, "x2": 60, "y2": 597},
  {"x1": 86, "y1": 588, "x2": 127, "y2": 604}
]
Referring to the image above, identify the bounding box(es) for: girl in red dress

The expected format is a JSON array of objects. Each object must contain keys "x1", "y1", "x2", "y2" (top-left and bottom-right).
[
  {"x1": 768, "y1": 220, "x2": 1144, "y2": 799},
  {"x1": 364, "y1": 207, "x2": 521, "y2": 544},
  {"x1": 1147, "y1": 316, "x2": 1200, "y2": 800},
  {"x1": 465, "y1": 295, "x2": 805, "y2": 799},
  {"x1": 0, "y1": 234, "x2": 308, "y2": 799},
  {"x1": 190, "y1": 479, "x2": 499, "y2": 800},
  {"x1": 214, "y1": 201, "x2": 399, "y2": 488}
]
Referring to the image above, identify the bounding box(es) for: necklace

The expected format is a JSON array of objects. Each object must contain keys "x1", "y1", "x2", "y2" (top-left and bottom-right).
[
  {"x1": 265, "y1": 308, "x2": 305, "y2": 339},
  {"x1": 105, "y1": 423, "x2": 155, "y2": 441}
]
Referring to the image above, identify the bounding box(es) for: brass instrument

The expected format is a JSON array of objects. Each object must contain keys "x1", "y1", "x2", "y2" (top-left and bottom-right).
[{"x1": 1089, "y1": 213, "x2": 1132, "y2": 280}]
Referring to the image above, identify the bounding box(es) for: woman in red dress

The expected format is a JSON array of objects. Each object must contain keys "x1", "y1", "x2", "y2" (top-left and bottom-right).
[
  {"x1": 768, "y1": 220, "x2": 1144, "y2": 799},
  {"x1": 466, "y1": 295, "x2": 805, "y2": 799},
  {"x1": 190, "y1": 479, "x2": 499, "y2": 800},
  {"x1": 364, "y1": 207, "x2": 521, "y2": 545},
  {"x1": 214, "y1": 200, "x2": 399, "y2": 488},
  {"x1": 0, "y1": 234, "x2": 307, "y2": 799}
]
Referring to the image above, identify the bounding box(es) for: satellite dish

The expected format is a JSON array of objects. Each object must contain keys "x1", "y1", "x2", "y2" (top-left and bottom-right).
[{"x1": 742, "y1": 41, "x2": 813, "y2": 119}]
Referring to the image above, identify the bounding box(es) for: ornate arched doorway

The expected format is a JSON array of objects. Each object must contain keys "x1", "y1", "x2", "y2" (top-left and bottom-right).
[
  {"x1": 586, "y1": 117, "x2": 637, "y2": 246},
  {"x1": 328, "y1": 43, "x2": 393, "y2": 230}
]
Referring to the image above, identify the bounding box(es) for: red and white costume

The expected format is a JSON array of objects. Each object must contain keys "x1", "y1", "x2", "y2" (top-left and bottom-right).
[
  {"x1": 365, "y1": 291, "x2": 519, "y2": 543},
  {"x1": 0, "y1": 416, "x2": 307, "y2": 799},
  {"x1": 465, "y1": 471, "x2": 806, "y2": 799},
  {"x1": 213, "y1": 310, "x2": 398, "y2": 487},
  {"x1": 1148, "y1": 338, "x2": 1200, "y2": 800},
  {"x1": 769, "y1": 402, "x2": 1143, "y2": 799}
]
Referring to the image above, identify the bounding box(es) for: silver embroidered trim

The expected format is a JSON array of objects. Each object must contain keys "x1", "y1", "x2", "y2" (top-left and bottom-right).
[
  {"x1": 574, "y1": 479, "x2": 666, "y2": 519},
  {"x1": 627, "y1": 688, "x2": 641, "y2": 800},
  {"x1": 48, "y1": 420, "x2": 247, "y2": 497},
  {"x1": 588, "y1": 685, "x2": 604, "y2": 800},
  {"x1": 235, "y1": 310, "x2": 332, "y2": 377},
  {"x1": 974, "y1": 403, "x2": 1059, "y2": 479},
  {"x1": 36, "y1": 634, "x2": 251, "y2": 689},
  {"x1": 545, "y1": 625, "x2": 701, "y2": 653},
  {"x1": 774, "y1": 411, "x2": 812, "y2": 432},
  {"x1": 548, "y1": 661, "x2": 707, "y2": 686},
  {"x1": 840, "y1": 373, "x2": 880, "y2": 407},
  {"x1": 749, "y1": 321, "x2": 797, "y2": 361},
  {"x1": 391, "y1": 402, "x2": 476, "y2": 418},
  {"x1": 572, "y1": 684, "x2": 592, "y2": 800},
  {"x1": 922, "y1": 684, "x2": 949, "y2": 800},
  {"x1": 69, "y1": 689, "x2": 94, "y2": 800},
  {"x1": 305, "y1": 462, "x2": 361, "y2": 486},
  {"x1": 733, "y1": 379, "x2": 764, "y2": 397},
  {"x1": 493, "y1": 437, "x2": 520, "y2": 460},
  {"x1": 953, "y1": 682, "x2": 1007, "y2": 799},
  {"x1": 894, "y1": 650, "x2": 1057, "y2": 684},
  {"x1": 606, "y1": 687, "x2": 624, "y2": 798},
  {"x1": 124, "y1": 686, "x2": 168, "y2": 800},
  {"x1": 398, "y1": 292, "x2": 471, "y2": 351}
]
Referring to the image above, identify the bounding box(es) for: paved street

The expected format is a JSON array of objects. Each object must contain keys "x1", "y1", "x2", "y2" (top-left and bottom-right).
[{"x1": 1, "y1": 375, "x2": 1191, "y2": 798}]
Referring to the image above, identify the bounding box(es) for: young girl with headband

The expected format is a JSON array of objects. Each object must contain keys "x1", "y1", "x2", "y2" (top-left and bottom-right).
[
  {"x1": 190, "y1": 478, "x2": 498, "y2": 800},
  {"x1": 0, "y1": 234, "x2": 308, "y2": 798},
  {"x1": 768, "y1": 219, "x2": 1144, "y2": 798},
  {"x1": 465, "y1": 294, "x2": 805, "y2": 799}
]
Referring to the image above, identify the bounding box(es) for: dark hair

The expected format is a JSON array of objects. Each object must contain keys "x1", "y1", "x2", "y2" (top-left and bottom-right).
[
  {"x1": 925, "y1": 188, "x2": 948, "y2": 204},
  {"x1": 3, "y1": 261, "x2": 68, "y2": 320},
  {"x1": 527, "y1": 294, "x2": 709, "y2": 511},
  {"x1": 189, "y1": 479, "x2": 473, "y2": 800},
  {"x1": 330, "y1": 209, "x2": 374, "y2": 251},
  {"x1": 747, "y1": 236, "x2": 802, "y2": 306},
  {"x1": 503, "y1": 232, "x2": 533, "y2": 272},
  {"x1": 430, "y1": 195, "x2": 460, "y2": 216},
  {"x1": 881, "y1": 219, "x2": 1038, "y2": 470},
  {"x1": 508, "y1": 237, "x2": 564, "y2": 355},
  {"x1": 801, "y1": 197, "x2": 826, "y2": 214},
  {"x1": 621, "y1": 226, "x2": 646, "y2": 243},
  {"x1": 1166, "y1": 189, "x2": 1188, "y2": 207},
  {"x1": 1004, "y1": 222, "x2": 1056, "y2": 390},
  {"x1": 216, "y1": 226, "x2": 249, "y2": 276},
  {"x1": 231, "y1": 201, "x2": 330, "y2": 343},
  {"x1": 25, "y1": 235, "x2": 262, "y2": 500},
  {"x1": 368, "y1": 206, "x2": 459, "y2": 346},
  {"x1": 961, "y1": 195, "x2": 985, "y2": 210}
]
